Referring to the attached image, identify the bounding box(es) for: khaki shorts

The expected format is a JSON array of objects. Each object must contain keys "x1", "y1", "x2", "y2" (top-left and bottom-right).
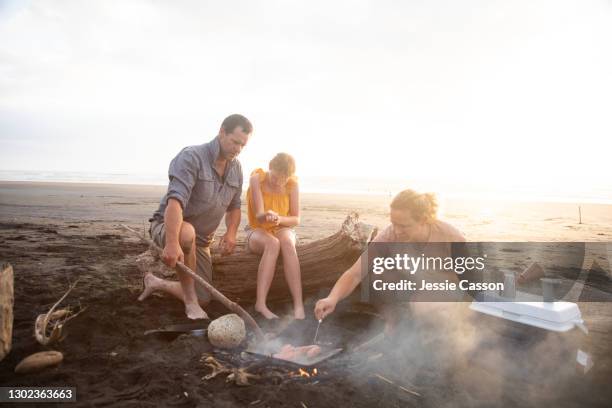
[{"x1": 150, "y1": 219, "x2": 212, "y2": 303}]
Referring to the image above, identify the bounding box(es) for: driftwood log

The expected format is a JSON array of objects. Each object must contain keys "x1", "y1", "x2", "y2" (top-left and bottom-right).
[
  {"x1": 0, "y1": 263, "x2": 14, "y2": 362},
  {"x1": 134, "y1": 213, "x2": 377, "y2": 303}
]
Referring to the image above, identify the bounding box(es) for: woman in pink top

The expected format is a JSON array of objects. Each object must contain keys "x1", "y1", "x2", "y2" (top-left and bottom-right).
[{"x1": 314, "y1": 189, "x2": 465, "y2": 332}]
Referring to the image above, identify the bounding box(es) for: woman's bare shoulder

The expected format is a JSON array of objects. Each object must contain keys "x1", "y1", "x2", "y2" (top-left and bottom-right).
[{"x1": 433, "y1": 220, "x2": 466, "y2": 242}]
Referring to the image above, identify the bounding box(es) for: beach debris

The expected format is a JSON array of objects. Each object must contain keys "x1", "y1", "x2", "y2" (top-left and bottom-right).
[
  {"x1": 15, "y1": 350, "x2": 63, "y2": 374},
  {"x1": 200, "y1": 355, "x2": 260, "y2": 386},
  {"x1": 34, "y1": 280, "x2": 86, "y2": 346},
  {"x1": 1, "y1": 263, "x2": 14, "y2": 362},
  {"x1": 226, "y1": 369, "x2": 260, "y2": 386},
  {"x1": 207, "y1": 314, "x2": 246, "y2": 349},
  {"x1": 201, "y1": 355, "x2": 231, "y2": 380}
]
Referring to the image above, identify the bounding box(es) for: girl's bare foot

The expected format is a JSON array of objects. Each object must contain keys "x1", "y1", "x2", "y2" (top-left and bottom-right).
[
  {"x1": 255, "y1": 303, "x2": 279, "y2": 319},
  {"x1": 294, "y1": 305, "x2": 305, "y2": 320}
]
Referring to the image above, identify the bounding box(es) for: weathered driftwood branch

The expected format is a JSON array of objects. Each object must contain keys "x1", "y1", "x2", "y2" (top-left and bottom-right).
[
  {"x1": 200, "y1": 354, "x2": 261, "y2": 386},
  {"x1": 122, "y1": 224, "x2": 265, "y2": 341},
  {"x1": 1, "y1": 263, "x2": 14, "y2": 362},
  {"x1": 34, "y1": 280, "x2": 86, "y2": 346},
  {"x1": 133, "y1": 213, "x2": 376, "y2": 303}
]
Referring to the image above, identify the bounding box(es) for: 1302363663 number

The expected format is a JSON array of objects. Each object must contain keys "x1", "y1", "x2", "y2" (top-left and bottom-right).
[{"x1": 0, "y1": 387, "x2": 76, "y2": 402}]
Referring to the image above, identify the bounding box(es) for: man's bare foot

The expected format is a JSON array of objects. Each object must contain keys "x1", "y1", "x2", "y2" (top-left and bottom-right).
[
  {"x1": 138, "y1": 273, "x2": 158, "y2": 301},
  {"x1": 185, "y1": 303, "x2": 209, "y2": 320},
  {"x1": 294, "y1": 306, "x2": 305, "y2": 320},
  {"x1": 255, "y1": 303, "x2": 279, "y2": 319}
]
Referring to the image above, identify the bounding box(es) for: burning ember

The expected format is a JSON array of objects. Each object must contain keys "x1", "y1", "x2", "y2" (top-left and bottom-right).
[{"x1": 294, "y1": 367, "x2": 319, "y2": 378}]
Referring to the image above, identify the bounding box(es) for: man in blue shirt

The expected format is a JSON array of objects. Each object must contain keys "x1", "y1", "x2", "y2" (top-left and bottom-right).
[{"x1": 139, "y1": 114, "x2": 252, "y2": 319}]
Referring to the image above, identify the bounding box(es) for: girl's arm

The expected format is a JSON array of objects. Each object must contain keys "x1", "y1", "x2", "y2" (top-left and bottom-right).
[
  {"x1": 279, "y1": 182, "x2": 300, "y2": 227},
  {"x1": 250, "y1": 174, "x2": 269, "y2": 223}
]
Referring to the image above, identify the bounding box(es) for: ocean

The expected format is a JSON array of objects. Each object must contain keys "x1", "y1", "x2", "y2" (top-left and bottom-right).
[{"x1": 1, "y1": 170, "x2": 611, "y2": 205}]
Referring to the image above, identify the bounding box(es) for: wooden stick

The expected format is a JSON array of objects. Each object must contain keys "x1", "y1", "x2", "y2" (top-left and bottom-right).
[
  {"x1": 374, "y1": 373, "x2": 421, "y2": 397},
  {"x1": 121, "y1": 224, "x2": 264, "y2": 341}
]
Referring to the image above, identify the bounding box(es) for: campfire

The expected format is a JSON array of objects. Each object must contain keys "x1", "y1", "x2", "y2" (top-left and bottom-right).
[
  {"x1": 200, "y1": 352, "x2": 324, "y2": 386},
  {"x1": 198, "y1": 315, "x2": 344, "y2": 387}
]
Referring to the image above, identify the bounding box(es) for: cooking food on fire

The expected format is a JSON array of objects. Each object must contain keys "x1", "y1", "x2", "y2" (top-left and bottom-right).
[{"x1": 273, "y1": 344, "x2": 322, "y2": 360}]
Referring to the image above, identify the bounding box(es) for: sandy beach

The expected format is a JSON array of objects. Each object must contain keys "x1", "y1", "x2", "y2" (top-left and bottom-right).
[
  {"x1": 2, "y1": 180, "x2": 612, "y2": 242},
  {"x1": 0, "y1": 181, "x2": 611, "y2": 407}
]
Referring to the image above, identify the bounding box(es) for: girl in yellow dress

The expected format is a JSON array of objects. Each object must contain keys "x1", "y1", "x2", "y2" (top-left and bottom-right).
[{"x1": 246, "y1": 153, "x2": 303, "y2": 319}]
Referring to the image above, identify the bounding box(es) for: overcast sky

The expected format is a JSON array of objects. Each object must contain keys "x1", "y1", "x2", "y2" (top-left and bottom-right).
[{"x1": 0, "y1": 0, "x2": 610, "y2": 197}]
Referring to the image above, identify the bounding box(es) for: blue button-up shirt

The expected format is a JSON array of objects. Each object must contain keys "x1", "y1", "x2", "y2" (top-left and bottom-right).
[{"x1": 152, "y1": 136, "x2": 243, "y2": 246}]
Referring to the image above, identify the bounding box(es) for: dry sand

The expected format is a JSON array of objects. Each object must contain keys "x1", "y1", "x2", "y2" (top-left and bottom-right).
[{"x1": 0, "y1": 181, "x2": 611, "y2": 407}]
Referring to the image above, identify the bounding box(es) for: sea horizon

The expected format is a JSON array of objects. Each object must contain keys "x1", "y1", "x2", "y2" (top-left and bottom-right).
[{"x1": 1, "y1": 169, "x2": 611, "y2": 206}]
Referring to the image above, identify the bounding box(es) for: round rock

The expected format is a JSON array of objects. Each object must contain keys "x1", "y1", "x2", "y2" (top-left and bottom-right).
[{"x1": 207, "y1": 314, "x2": 246, "y2": 349}]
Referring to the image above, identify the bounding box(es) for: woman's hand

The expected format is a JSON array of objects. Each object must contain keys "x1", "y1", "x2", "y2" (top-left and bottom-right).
[{"x1": 314, "y1": 297, "x2": 337, "y2": 320}]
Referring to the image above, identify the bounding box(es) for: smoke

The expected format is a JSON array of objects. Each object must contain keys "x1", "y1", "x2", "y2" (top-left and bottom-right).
[
  {"x1": 339, "y1": 301, "x2": 587, "y2": 407},
  {"x1": 257, "y1": 291, "x2": 596, "y2": 406}
]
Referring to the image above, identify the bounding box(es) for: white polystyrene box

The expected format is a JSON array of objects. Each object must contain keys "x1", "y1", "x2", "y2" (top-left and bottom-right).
[{"x1": 470, "y1": 291, "x2": 584, "y2": 332}]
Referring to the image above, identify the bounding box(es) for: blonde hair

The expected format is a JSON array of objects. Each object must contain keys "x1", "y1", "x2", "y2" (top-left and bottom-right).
[
  {"x1": 269, "y1": 153, "x2": 296, "y2": 177},
  {"x1": 390, "y1": 189, "x2": 438, "y2": 223}
]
